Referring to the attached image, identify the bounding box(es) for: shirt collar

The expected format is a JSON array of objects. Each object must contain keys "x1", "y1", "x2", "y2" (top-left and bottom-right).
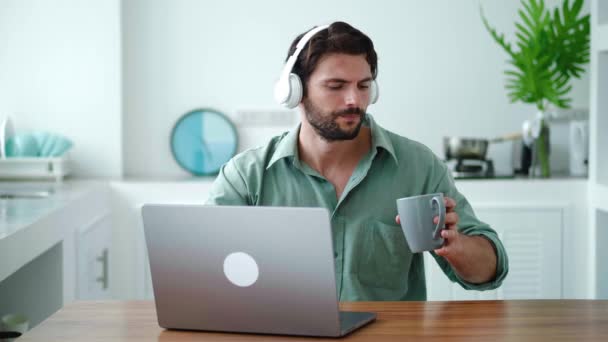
[
  {"x1": 366, "y1": 113, "x2": 399, "y2": 165},
  {"x1": 266, "y1": 124, "x2": 301, "y2": 170},
  {"x1": 266, "y1": 113, "x2": 398, "y2": 170}
]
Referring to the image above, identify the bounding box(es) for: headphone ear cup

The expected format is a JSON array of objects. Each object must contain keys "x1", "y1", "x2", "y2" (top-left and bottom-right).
[
  {"x1": 285, "y1": 73, "x2": 303, "y2": 109},
  {"x1": 369, "y1": 80, "x2": 379, "y2": 104},
  {"x1": 274, "y1": 77, "x2": 289, "y2": 105}
]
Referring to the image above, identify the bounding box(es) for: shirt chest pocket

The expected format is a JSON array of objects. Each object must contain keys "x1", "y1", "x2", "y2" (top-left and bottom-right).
[{"x1": 352, "y1": 220, "x2": 413, "y2": 290}]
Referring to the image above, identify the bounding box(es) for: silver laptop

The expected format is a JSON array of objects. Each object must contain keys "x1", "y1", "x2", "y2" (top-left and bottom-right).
[{"x1": 141, "y1": 204, "x2": 376, "y2": 337}]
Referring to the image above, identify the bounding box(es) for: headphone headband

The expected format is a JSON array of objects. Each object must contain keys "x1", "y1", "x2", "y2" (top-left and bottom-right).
[{"x1": 279, "y1": 24, "x2": 330, "y2": 82}]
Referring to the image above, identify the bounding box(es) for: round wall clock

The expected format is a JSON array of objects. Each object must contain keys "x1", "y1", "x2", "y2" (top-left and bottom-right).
[{"x1": 170, "y1": 108, "x2": 238, "y2": 175}]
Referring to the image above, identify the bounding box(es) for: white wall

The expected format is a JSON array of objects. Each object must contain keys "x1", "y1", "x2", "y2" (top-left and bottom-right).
[
  {"x1": 0, "y1": 0, "x2": 590, "y2": 178},
  {"x1": 122, "y1": 0, "x2": 590, "y2": 178},
  {"x1": 0, "y1": 0, "x2": 123, "y2": 178}
]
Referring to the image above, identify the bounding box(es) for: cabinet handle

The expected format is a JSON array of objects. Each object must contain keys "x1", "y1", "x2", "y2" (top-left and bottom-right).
[{"x1": 96, "y1": 248, "x2": 109, "y2": 290}]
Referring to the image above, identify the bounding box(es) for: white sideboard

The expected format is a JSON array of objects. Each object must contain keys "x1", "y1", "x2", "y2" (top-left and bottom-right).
[
  {"x1": 426, "y1": 204, "x2": 564, "y2": 301},
  {"x1": 108, "y1": 177, "x2": 590, "y2": 301}
]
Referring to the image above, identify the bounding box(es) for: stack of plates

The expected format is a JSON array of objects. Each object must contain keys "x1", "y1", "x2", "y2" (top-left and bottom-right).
[{"x1": 0, "y1": 116, "x2": 71, "y2": 181}]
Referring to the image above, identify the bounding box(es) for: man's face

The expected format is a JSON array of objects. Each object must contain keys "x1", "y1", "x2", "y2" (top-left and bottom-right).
[{"x1": 301, "y1": 53, "x2": 373, "y2": 141}]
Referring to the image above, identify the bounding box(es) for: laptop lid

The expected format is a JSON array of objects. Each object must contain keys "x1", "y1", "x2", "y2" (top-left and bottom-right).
[{"x1": 142, "y1": 204, "x2": 344, "y2": 337}]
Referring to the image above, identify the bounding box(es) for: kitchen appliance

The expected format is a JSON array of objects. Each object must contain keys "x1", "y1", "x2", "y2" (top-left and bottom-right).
[
  {"x1": 445, "y1": 158, "x2": 495, "y2": 178},
  {"x1": 569, "y1": 120, "x2": 589, "y2": 176},
  {"x1": 512, "y1": 139, "x2": 533, "y2": 175},
  {"x1": 443, "y1": 133, "x2": 522, "y2": 161},
  {"x1": 443, "y1": 134, "x2": 520, "y2": 178}
]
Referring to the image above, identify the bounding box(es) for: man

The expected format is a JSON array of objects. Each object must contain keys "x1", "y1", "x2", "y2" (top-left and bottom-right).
[{"x1": 206, "y1": 21, "x2": 508, "y2": 301}]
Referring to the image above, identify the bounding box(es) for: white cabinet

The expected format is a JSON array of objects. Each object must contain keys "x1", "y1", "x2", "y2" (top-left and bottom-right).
[
  {"x1": 109, "y1": 180, "x2": 215, "y2": 300},
  {"x1": 425, "y1": 205, "x2": 563, "y2": 300},
  {"x1": 110, "y1": 179, "x2": 588, "y2": 300},
  {"x1": 76, "y1": 214, "x2": 111, "y2": 300}
]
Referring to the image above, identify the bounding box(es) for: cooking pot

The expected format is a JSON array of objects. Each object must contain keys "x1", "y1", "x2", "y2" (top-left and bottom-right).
[{"x1": 444, "y1": 133, "x2": 522, "y2": 160}]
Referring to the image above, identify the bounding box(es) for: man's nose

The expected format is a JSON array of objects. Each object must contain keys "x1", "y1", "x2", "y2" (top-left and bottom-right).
[{"x1": 344, "y1": 87, "x2": 364, "y2": 107}]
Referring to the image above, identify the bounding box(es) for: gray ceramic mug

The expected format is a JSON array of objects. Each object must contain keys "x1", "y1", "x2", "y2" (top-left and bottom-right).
[{"x1": 396, "y1": 193, "x2": 446, "y2": 253}]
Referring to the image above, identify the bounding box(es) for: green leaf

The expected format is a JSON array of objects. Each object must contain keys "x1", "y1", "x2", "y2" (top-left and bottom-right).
[
  {"x1": 480, "y1": 0, "x2": 589, "y2": 110},
  {"x1": 515, "y1": 23, "x2": 534, "y2": 40},
  {"x1": 480, "y1": 6, "x2": 516, "y2": 58}
]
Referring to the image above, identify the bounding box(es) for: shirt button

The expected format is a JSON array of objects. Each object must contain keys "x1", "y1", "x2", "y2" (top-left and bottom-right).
[{"x1": 334, "y1": 252, "x2": 338, "y2": 258}]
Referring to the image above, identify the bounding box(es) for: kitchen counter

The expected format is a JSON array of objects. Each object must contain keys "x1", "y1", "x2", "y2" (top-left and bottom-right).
[
  {"x1": 0, "y1": 180, "x2": 109, "y2": 283},
  {"x1": 0, "y1": 177, "x2": 593, "y2": 303}
]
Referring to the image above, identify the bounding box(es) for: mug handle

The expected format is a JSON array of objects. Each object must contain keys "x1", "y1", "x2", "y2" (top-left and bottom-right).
[{"x1": 431, "y1": 196, "x2": 445, "y2": 239}]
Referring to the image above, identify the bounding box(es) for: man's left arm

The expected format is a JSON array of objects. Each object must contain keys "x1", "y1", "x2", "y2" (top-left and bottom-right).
[
  {"x1": 428, "y1": 159, "x2": 509, "y2": 290},
  {"x1": 433, "y1": 197, "x2": 498, "y2": 284}
]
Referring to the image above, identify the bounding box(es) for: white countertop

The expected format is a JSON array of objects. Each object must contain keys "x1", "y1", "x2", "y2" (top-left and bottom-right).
[
  {"x1": 0, "y1": 180, "x2": 109, "y2": 282},
  {"x1": 0, "y1": 181, "x2": 103, "y2": 238},
  {"x1": 0, "y1": 176, "x2": 590, "y2": 295},
  {"x1": 0, "y1": 176, "x2": 587, "y2": 243}
]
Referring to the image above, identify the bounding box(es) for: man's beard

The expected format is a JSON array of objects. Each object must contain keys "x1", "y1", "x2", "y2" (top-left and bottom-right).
[{"x1": 302, "y1": 98, "x2": 365, "y2": 142}]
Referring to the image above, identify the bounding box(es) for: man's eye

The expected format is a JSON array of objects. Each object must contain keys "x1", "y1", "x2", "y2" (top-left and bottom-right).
[
  {"x1": 327, "y1": 84, "x2": 342, "y2": 90},
  {"x1": 359, "y1": 83, "x2": 370, "y2": 89}
]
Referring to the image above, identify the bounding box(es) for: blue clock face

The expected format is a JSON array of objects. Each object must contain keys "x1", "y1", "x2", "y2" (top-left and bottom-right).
[{"x1": 170, "y1": 108, "x2": 238, "y2": 175}]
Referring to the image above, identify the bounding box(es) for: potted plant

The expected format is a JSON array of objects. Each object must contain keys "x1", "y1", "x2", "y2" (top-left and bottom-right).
[{"x1": 481, "y1": 0, "x2": 590, "y2": 177}]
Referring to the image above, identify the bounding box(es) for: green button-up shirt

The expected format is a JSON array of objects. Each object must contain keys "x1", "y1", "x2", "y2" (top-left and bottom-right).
[{"x1": 206, "y1": 114, "x2": 508, "y2": 301}]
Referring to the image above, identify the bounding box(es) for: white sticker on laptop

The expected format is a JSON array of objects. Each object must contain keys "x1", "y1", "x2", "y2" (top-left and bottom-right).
[{"x1": 223, "y1": 252, "x2": 259, "y2": 287}]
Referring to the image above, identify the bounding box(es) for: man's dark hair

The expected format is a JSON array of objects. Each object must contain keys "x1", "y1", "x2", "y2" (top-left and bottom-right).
[{"x1": 286, "y1": 21, "x2": 378, "y2": 97}]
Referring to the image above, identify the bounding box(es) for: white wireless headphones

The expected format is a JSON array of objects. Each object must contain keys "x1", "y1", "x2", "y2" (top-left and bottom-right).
[{"x1": 274, "y1": 24, "x2": 379, "y2": 109}]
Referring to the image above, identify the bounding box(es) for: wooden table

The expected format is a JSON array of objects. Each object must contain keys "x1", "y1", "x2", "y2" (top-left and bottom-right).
[{"x1": 18, "y1": 300, "x2": 608, "y2": 341}]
